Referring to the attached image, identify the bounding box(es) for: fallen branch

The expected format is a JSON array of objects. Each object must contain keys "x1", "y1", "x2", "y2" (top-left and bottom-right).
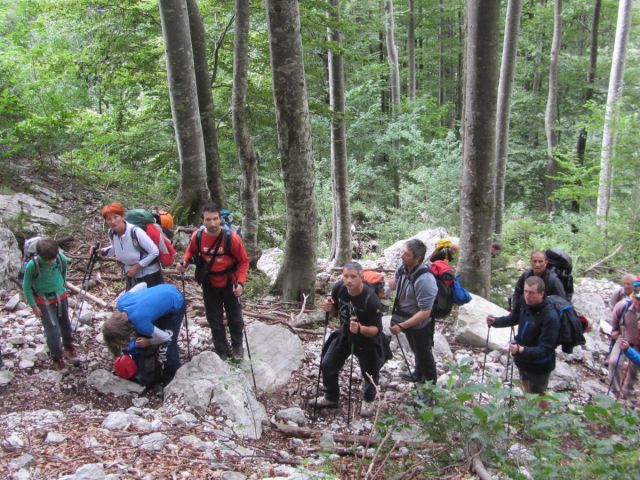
[
  {"x1": 584, "y1": 243, "x2": 623, "y2": 276},
  {"x1": 65, "y1": 281, "x2": 108, "y2": 308}
]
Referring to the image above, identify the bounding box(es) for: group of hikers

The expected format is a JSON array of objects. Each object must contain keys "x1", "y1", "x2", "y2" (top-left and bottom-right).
[{"x1": 17, "y1": 203, "x2": 640, "y2": 415}]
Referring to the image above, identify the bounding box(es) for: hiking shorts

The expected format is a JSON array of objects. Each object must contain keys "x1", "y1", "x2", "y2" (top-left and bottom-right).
[{"x1": 519, "y1": 369, "x2": 551, "y2": 394}]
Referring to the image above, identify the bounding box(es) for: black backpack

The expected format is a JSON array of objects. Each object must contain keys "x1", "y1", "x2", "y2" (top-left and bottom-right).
[
  {"x1": 546, "y1": 295, "x2": 586, "y2": 354},
  {"x1": 545, "y1": 248, "x2": 574, "y2": 301},
  {"x1": 127, "y1": 341, "x2": 161, "y2": 387},
  {"x1": 394, "y1": 264, "x2": 454, "y2": 320}
]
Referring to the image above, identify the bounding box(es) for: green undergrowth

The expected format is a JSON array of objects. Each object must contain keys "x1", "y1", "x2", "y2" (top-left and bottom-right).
[{"x1": 364, "y1": 360, "x2": 639, "y2": 478}]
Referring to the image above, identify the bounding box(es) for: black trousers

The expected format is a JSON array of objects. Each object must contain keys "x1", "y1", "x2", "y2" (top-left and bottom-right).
[
  {"x1": 321, "y1": 333, "x2": 381, "y2": 402},
  {"x1": 404, "y1": 320, "x2": 437, "y2": 383},
  {"x1": 202, "y1": 282, "x2": 244, "y2": 358}
]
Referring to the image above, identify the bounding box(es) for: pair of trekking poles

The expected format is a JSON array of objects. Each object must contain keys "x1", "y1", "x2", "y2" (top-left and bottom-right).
[{"x1": 71, "y1": 241, "x2": 100, "y2": 331}]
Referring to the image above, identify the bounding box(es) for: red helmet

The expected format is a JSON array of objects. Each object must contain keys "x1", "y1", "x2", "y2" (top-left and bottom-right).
[{"x1": 114, "y1": 354, "x2": 137, "y2": 379}]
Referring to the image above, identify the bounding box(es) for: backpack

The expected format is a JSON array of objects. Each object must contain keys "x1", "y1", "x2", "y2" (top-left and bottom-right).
[
  {"x1": 18, "y1": 237, "x2": 64, "y2": 282},
  {"x1": 153, "y1": 210, "x2": 175, "y2": 241},
  {"x1": 395, "y1": 263, "x2": 454, "y2": 320},
  {"x1": 451, "y1": 275, "x2": 472, "y2": 305},
  {"x1": 220, "y1": 208, "x2": 241, "y2": 237},
  {"x1": 127, "y1": 339, "x2": 161, "y2": 387},
  {"x1": 112, "y1": 209, "x2": 176, "y2": 267},
  {"x1": 193, "y1": 226, "x2": 238, "y2": 283},
  {"x1": 545, "y1": 248, "x2": 574, "y2": 301},
  {"x1": 362, "y1": 269, "x2": 386, "y2": 298},
  {"x1": 546, "y1": 294, "x2": 587, "y2": 354}
]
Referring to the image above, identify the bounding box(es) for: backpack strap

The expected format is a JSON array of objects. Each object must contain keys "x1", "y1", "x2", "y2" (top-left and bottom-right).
[
  {"x1": 618, "y1": 299, "x2": 632, "y2": 326},
  {"x1": 392, "y1": 265, "x2": 429, "y2": 315}
]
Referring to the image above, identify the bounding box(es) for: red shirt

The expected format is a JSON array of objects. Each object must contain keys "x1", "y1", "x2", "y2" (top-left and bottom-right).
[{"x1": 183, "y1": 228, "x2": 249, "y2": 288}]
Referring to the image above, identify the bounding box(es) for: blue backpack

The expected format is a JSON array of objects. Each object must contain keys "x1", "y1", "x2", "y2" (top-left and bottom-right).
[{"x1": 451, "y1": 276, "x2": 472, "y2": 305}]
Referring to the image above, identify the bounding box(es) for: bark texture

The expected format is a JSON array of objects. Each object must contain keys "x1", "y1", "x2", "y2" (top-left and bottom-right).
[
  {"x1": 494, "y1": 0, "x2": 522, "y2": 235},
  {"x1": 186, "y1": 0, "x2": 226, "y2": 207},
  {"x1": 544, "y1": 0, "x2": 562, "y2": 212},
  {"x1": 265, "y1": 0, "x2": 319, "y2": 302},
  {"x1": 596, "y1": 0, "x2": 632, "y2": 228},
  {"x1": 159, "y1": 0, "x2": 210, "y2": 223},
  {"x1": 458, "y1": 0, "x2": 500, "y2": 298},
  {"x1": 232, "y1": 0, "x2": 261, "y2": 267},
  {"x1": 328, "y1": 0, "x2": 352, "y2": 266}
]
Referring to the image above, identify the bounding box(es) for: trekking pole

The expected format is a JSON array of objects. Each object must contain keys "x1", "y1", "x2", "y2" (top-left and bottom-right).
[
  {"x1": 180, "y1": 274, "x2": 191, "y2": 361},
  {"x1": 481, "y1": 326, "x2": 491, "y2": 385},
  {"x1": 312, "y1": 312, "x2": 330, "y2": 421},
  {"x1": 347, "y1": 303, "x2": 356, "y2": 427},
  {"x1": 617, "y1": 359, "x2": 632, "y2": 401},
  {"x1": 243, "y1": 328, "x2": 257, "y2": 391},
  {"x1": 72, "y1": 241, "x2": 100, "y2": 331},
  {"x1": 234, "y1": 281, "x2": 256, "y2": 390},
  {"x1": 395, "y1": 333, "x2": 413, "y2": 377}
]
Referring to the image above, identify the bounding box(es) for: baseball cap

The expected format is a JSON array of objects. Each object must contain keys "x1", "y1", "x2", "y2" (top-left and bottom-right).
[{"x1": 114, "y1": 354, "x2": 137, "y2": 379}]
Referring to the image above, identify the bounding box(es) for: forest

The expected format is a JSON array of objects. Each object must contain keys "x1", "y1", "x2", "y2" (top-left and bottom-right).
[{"x1": 1, "y1": 0, "x2": 639, "y2": 300}]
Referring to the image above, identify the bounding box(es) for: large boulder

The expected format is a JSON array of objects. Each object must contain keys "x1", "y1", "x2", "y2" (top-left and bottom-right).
[
  {"x1": 256, "y1": 247, "x2": 283, "y2": 285},
  {"x1": 244, "y1": 322, "x2": 304, "y2": 393},
  {"x1": 573, "y1": 277, "x2": 619, "y2": 338},
  {"x1": 454, "y1": 294, "x2": 512, "y2": 352},
  {"x1": 0, "y1": 225, "x2": 21, "y2": 289},
  {"x1": 0, "y1": 193, "x2": 69, "y2": 233},
  {"x1": 381, "y1": 228, "x2": 458, "y2": 270},
  {"x1": 163, "y1": 351, "x2": 267, "y2": 439}
]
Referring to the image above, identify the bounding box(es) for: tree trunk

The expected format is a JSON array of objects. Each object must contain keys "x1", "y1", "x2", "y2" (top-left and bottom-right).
[
  {"x1": 159, "y1": 0, "x2": 210, "y2": 224},
  {"x1": 574, "y1": 0, "x2": 601, "y2": 212},
  {"x1": 407, "y1": 0, "x2": 416, "y2": 100},
  {"x1": 328, "y1": 0, "x2": 352, "y2": 266},
  {"x1": 458, "y1": 0, "x2": 500, "y2": 298},
  {"x1": 265, "y1": 0, "x2": 319, "y2": 302},
  {"x1": 186, "y1": 0, "x2": 226, "y2": 207},
  {"x1": 385, "y1": 0, "x2": 401, "y2": 209},
  {"x1": 494, "y1": 0, "x2": 522, "y2": 235},
  {"x1": 596, "y1": 0, "x2": 632, "y2": 229},
  {"x1": 232, "y1": 0, "x2": 261, "y2": 268},
  {"x1": 544, "y1": 0, "x2": 561, "y2": 213}
]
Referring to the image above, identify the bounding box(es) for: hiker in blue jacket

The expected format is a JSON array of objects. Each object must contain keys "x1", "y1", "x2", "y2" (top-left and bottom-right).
[
  {"x1": 487, "y1": 276, "x2": 559, "y2": 408},
  {"x1": 103, "y1": 283, "x2": 184, "y2": 384}
]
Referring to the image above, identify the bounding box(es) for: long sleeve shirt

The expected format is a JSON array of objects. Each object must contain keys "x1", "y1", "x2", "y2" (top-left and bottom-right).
[
  {"x1": 22, "y1": 253, "x2": 68, "y2": 307},
  {"x1": 104, "y1": 222, "x2": 160, "y2": 277}
]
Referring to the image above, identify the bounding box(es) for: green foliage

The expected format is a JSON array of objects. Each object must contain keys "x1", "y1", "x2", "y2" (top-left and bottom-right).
[{"x1": 386, "y1": 361, "x2": 640, "y2": 478}]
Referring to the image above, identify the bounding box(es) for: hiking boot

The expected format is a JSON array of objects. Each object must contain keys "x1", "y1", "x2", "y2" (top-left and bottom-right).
[
  {"x1": 310, "y1": 396, "x2": 339, "y2": 409},
  {"x1": 400, "y1": 370, "x2": 420, "y2": 382},
  {"x1": 232, "y1": 345, "x2": 244, "y2": 361},
  {"x1": 52, "y1": 356, "x2": 67, "y2": 371},
  {"x1": 63, "y1": 345, "x2": 81, "y2": 367},
  {"x1": 360, "y1": 400, "x2": 375, "y2": 418}
]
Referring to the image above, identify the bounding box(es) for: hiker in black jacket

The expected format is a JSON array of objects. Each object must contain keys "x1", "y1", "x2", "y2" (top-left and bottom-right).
[
  {"x1": 488, "y1": 276, "x2": 560, "y2": 409},
  {"x1": 511, "y1": 250, "x2": 567, "y2": 315}
]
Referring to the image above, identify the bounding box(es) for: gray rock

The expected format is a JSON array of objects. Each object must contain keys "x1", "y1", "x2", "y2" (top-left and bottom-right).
[
  {"x1": 276, "y1": 407, "x2": 308, "y2": 426},
  {"x1": 256, "y1": 247, "x2": 283, "y2": 285},
  {"x1": 549, "y1": 361, "x2": 580, "y2": 392},
  {"x1": 8, "y1": 454, "x2": 34, "y2": 470},
  {"x1": 0, "y1": 193, "x2": 69, "y2": 231},
  {"x1": 74, "y1": 463, "x2": 105, "y2": 480},
  {"x1": 455, "y1": 294, "x2": 512, "y2": 351},
  {"x1": 163, "y1": 351, "x2": 267, "y2": 439},
  {"x1": 319, "y1": 432, "x2": 336, "y2": 451},
  {"x1": 221, "y1": 473, "x2": 247, "y2": 480},
  {"x1": 381, "y1": 228, "x2": 457, "y2": 271},
  {"x1": 0, "y1": 225, "x2": 21, "y2": 290},
  {"x1": 245, "y1": 322, "x2": 304, "y2": 393},
  {"x1": 5, "y1": 294, "x2": 20, "y2": 312},
  {"x1": 44, "y1": 432, "x2": 65, "y2": 444},
  {"x1": 139, "y1": 432, "x2": 169, "y2": 451},
  {"x1": 101, "y1": 412, "x2": 134, "y2": 431},
  {"x1": 433, "y1": 332, "x2": 453, "y2": 360},
  {"x1": 87, "y1": 369, "x2": 145, "y2": 396},
  {"x1": 0, "y1": 369, "x2": 15, "y2": 385}
]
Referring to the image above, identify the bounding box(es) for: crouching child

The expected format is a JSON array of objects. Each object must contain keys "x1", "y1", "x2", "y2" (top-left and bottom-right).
[
  {"x1": 103, "y1": 284, "x2": 185, "y2": 386},
  {"x1": 22, "y1": 237, "x2": 79, "y2": 370}
]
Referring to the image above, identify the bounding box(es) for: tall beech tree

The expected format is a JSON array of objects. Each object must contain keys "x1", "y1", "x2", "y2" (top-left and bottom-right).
[
  {"x1": 186, "y1": 0, "x2": 226, "y2": 207},
  {"x1": 596, "y1": 0, "x2": 632, "y2": 229},
  {"x1": 544, "y1": 0, "x2": 562, "y2": 212},
  {"x1": 458, "y1": 0, "x2": 500, "y2": 298},
  {"x1": 385, "y1": 0, "x2": 401, "y2": 209},
  {"x1": 265, "y1": 0, "x2": 319, "y2": 302},
  {"x1": 328, "y1": 0, "x2": 352, "y2": 266},
  {"x1": 494, "y1": 0, "x2": 522, "y2": 235},
  {"x1": 158, "y1": 0, "x2": 210, "y2": 223},
  {"x1": 232, "y1": 0, "x2": 260, "y2": 267}
]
